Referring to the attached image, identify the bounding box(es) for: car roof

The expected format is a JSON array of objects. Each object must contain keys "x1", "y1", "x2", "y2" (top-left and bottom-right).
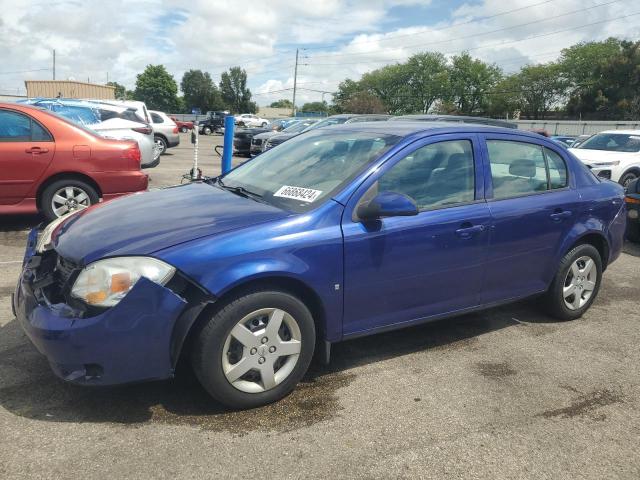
[{"x1": 318, "y1": 120, "x2": 544, "y2": 139}]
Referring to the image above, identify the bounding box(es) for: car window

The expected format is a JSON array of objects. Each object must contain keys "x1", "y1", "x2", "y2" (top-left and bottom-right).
[
  {"x1": 578, "y1": 133, "x2": 640, "y2": 152},
  {"x1": 151, "y1": 113, "x2": 164, "y2": 124},
  {"x1": 487, "y1": 140, "x2": 549, "y2": 199},
  {"x1": 376, "y1": 140, "x2": 475, "y2": 210},
  {"x1": 221, "y1": 130, "x2": 401, "y2": 213},
  {"x1": 0, "y1": 110, "x2": 52, "y2": 142},
  {"x1": 544, "y1": 148, "x2": 568, "y2": 189}
]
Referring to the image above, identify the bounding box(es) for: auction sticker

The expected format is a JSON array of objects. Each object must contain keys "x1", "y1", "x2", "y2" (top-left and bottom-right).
[{"x1": 274, "y1": 185, "x2": 323, "y2": 203}]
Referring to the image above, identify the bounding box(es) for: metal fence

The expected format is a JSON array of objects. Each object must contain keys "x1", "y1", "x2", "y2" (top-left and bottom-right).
[{"x1": 513, "y1": 120, "x2": 640, "y2": 135}]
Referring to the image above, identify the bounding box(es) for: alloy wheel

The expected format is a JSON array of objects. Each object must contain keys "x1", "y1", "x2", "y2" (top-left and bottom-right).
[
  {"x1": 222, "y1": 308, "x2": 302, "y2": 393},
  {"x1": 51, "y1": 186, "x2": 90, "y2": 217},
  {"x1": 563, "y1": 255, "x2": 597, "y2": 310},
  {"x1": 154, "y1": 138, "x2": 166, "y2": 155}
]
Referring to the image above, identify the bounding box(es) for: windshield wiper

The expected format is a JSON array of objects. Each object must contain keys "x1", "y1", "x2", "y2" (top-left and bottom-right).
[{"x1": 216, "y1": 178, "x2": 266, "y2": 203}]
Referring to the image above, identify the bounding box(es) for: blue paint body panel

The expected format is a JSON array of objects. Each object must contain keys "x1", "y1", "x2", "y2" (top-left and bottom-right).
[{"x1": 13, "y1": 123, "x2": 627, "y2": 385}]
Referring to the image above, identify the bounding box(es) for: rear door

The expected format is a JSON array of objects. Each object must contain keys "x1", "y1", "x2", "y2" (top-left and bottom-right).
[
  {"x1": 479, "y1": 134, "x2": 581, "y2": 303},
  {"x1": 0, "y1": 109, "x2": 55, "y2": 205}
]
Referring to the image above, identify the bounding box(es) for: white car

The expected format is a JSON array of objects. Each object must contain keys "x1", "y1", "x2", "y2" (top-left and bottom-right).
[
  {"x1": 22, "y1": 98, "x2": 158, "y2": 168},
  {"x1": 569, "y1": 130, "x2": 640, "y2": 187},
  {"x1": 234, "y1": 114, "x2": 270, "y2": 128}
]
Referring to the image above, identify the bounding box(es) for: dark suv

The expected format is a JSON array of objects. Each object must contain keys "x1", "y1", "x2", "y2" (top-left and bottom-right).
[{"x1": 198, "y1": 111, "x2": 229, "y2": 135}]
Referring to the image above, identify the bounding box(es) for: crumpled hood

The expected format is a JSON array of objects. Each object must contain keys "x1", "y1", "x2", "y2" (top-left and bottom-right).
[
  {"x1": 53, "y1": 182, "x2": 290, "y2": 264},
  {"x1": 569, "y1": 148, "x2": 638, "y2": 165}
]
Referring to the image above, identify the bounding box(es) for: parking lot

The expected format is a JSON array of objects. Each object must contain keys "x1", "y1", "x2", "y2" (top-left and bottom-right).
[{"x1": 1, "y1": 132, "x2": 639, "y2": 479}]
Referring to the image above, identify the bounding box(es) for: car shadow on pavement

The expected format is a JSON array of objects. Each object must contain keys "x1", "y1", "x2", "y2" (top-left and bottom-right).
[
  {"x1": 0, "y1": 215, "x2": 42, "y2": 232},
  {"x1": 0, "y1": 301, "x2": 550, "y2": 432}
]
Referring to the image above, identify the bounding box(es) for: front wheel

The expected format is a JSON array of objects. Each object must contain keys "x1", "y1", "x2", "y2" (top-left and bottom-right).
[
  {"x1": 543, "y1": 244, "x2": 602, "y2": 320},
  {"x1": 261, "y1": 122, "x2": 267, "y2": 127},
  {"x1": 180, "y1": 126, "x2": 189, "y2": 133},
  {"x1": 619, "y1": 171, "x2": 639, "y2": 188},
  {"x1": 41, "y1": 178, "x2": 99, "y2": 221},
  {"x1": 154, "y1": 136, "x2": 168, "y2": 156},
  {"x1": 203, "y1": 127, "x2": 212, "y2": 135},
  {"x1": 191, "y1": 290, "x2": 316, "y2": 409}
]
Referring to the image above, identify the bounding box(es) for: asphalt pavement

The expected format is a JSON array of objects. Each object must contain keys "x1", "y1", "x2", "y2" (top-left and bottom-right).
[{"x1": 1, "y1": 132, "x2": 639, "y2": 479}]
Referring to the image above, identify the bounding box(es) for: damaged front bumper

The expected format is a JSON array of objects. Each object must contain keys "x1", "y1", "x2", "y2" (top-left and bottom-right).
[{"x1": 13, "y1": 229, "x2": 195, "y2": 386}]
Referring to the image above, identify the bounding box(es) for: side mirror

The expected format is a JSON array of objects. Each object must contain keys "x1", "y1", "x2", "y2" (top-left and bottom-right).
[{"x1": 357, "y1": 191, "x2": 418, "y2": 221}]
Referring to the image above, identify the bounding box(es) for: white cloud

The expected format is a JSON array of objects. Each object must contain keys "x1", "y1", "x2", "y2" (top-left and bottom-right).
[{"x1": 1, "y1": 0, "x2": 638, "y2": 107}]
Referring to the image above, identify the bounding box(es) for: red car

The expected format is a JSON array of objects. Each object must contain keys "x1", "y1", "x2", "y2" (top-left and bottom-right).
[
  {"x1": 170, "y1": 116, "x2": 194, "y2": 133},
  {"x1": 0, "y1": 103, "x2": 148, "y2": 221}
]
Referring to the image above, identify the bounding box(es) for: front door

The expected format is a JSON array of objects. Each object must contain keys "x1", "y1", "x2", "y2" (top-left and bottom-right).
[
  {"x1": 341, "y1": 135, "x2": 491, "y2": 336},
  {"x1": 0, "y1": 108, "x2": 55, "y2": 205}
]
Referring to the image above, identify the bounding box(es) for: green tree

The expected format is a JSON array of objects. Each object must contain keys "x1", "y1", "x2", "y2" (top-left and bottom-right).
[
  {"x1": 404, "y1": 52, "x2": 449, "y2": 113},
  {"x1": 332, "y1": 79, "x2": 363, "y2": 113},
  {"x1": 300, "y1": 101, "x2": 328, "y2": 113},
  {"x1": 360, "y1": 64, "x2": 408, "y2": 114},
  {"x1": 269, "y1": 99, "x2": 293, "y2": 108},
  {"x1": 106, "y1": 81, "x2": 132, "y2": 100},
  {"x1": 485, "y1": 74, "x2": 521, "y2": 118},
  {"x1": 447, "y1": 53, "x2": 502, "y2": 114},
  {"x1": 219, "y1": 67, "x2": 255, "y2": 113},
  {"x1": 180, "y1": 69, "x2": 224, "y2": 114},
  {"x1": 560, "y1": 39, "x2": 640, "y2": 119},
  {"x1": 133, "y1": 65, "x2": 179, "y2": 111},
  {"x1": 342, "y1": 91, "x2": 387, "y2": 114},
  {"x1": 515, "y1": 63, "x2": 567, "y2": 119}
]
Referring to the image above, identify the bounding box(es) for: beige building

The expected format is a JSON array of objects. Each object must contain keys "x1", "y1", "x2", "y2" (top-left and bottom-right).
[
  {"x1": 257, "y1": 107, "x2": 291, "y2": 118},
  {"x1": 24, "y1": 80, "x2": 115, "y2": 99}
]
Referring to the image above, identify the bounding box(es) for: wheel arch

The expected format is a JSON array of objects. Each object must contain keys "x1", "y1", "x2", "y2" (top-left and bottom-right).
[
  {"x1": 174, "y1": 274, "x2": 328, "y2": 368},
  {"x1": 35, "y1": 172, "x2": 103, "y2": 210},
  {"x1": 566, "y1": 231, "x2": 610, "y2": 270}
]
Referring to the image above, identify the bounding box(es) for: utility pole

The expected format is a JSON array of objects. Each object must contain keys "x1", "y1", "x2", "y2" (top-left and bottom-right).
[
  {"x1": 53, "y1": 49, "x2": 56, "y2": 80},
  {"x1": 292, "y1": 48, "x2": 299, "y2": 117}
]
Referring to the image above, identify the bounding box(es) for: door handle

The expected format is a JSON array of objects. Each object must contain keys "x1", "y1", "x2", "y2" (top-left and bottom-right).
[
  {"x1": 549, "y1": 210, "x2": 572, "y2": 221},
  {"x1": 25, "y1": 147, "x2": 49, "y2": 154},
  {"x1": 455, "y1": 224, "x2": 486, "y2": 238}
]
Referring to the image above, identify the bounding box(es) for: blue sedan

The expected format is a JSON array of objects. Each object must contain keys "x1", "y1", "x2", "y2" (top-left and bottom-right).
[{"x1": 14, "y1": 122, "x2": 626, "y2": 408}]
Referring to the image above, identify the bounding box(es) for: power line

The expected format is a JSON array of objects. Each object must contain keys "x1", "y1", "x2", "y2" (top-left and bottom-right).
[
  {"x1": 301, "y1": 10, "x2": 640, "y2": 66},
  {"x1": 301, "y1": 0, "x2": 558, "y2": 50},
  {"x1": 306, "y1": 0, "x2": 622, "y2": 60},
  {"x1": 0, "y1": 68, "x2": 50, "y2": 75}
]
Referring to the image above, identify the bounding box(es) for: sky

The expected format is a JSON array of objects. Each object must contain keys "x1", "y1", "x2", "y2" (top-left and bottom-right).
[{"x1": 0, "y1": 0, "x2": 639, "y2": 107}]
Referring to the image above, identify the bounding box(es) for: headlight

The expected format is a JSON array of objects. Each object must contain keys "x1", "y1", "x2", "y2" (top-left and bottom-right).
[
  {"x1": 71, "y1": 256, "x2": 175, "y2": 307},
  {"x1": 593, "y1": 160, "x2": 621, "y2": 167}
]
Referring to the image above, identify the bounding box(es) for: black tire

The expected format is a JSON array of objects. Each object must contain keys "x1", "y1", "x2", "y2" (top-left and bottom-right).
[
  {"x1": 40, "y1": 178, "x2": 99, "y2": 221},
  {"x1": 203, "y1": 127, "x2": 212, "y2": 135},
  {"x1": 154, "y1": 135, "x2": 168, "y2": 155},
  {"x1": 261, "y1": 122, "x2": 267, "y2": 127},
  {"x1": 191, "y1": 289, "x2": 316, "y2": 409},
  {"x1": 543, "y1": 244, "x2": 602, "y2": 321},
  {"x1": 180, "y1": 126, "x2": 189, "y2": 133},
  {"x1": 619, "y1": 171, "x2": 639, "y2": 188},
  {"x1": 626, "y1": 222, "x2": 640, "y2": 242}
]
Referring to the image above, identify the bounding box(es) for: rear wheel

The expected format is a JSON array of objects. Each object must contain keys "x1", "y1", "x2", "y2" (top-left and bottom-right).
[
  {"x1": 41, "y1": 178, "x2": 99, "y2": 221},
  {"x1": 543, "y1": 244, "x2": 602, "y2": 320},
  {"x1": 261, "y1": 122, "x2": 267, "y2": 127},
  {"x1": 180, "y1": 126, "x2": 189, "y2": 133},
  {"x1": 191, "y1": 289, "x2": 315, "y2": 409},
  {"x1": 203, "y1": 126, "x2": 212, "y2": 135}
]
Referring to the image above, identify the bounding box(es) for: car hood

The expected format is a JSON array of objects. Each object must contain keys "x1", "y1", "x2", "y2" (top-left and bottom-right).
[
  {"x1": 253, "y1": 131, "x2": 278, "y2": 140},
  {"x1": 568, "y1": 148, "x2": 637, "y2": 164},
  {"x1": 53, "y1": 182, "x2": 290, "y2": 265},
  {"x1": 269, "y1": 133, "x2": 298, "y2": 143}
]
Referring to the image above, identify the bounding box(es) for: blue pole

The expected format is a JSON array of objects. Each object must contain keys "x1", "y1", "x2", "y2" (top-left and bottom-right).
[{"x1": 221, "y1": 115, "x2": 235, "y2": 174}]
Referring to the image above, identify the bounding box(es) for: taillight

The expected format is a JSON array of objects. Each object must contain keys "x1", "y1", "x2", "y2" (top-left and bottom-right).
[
  {"x1": 625, "y1": 196, "x2": 640, "y2": 204},
  {"x1": 122, "y1": 144, "x2": 141, "y2": 169},
  {"x1": 172, "y1": 126, "x2": 179, "y2": 134},
  {"x1": 132, "y1": 125, "x2": 153, "y2": 135}
]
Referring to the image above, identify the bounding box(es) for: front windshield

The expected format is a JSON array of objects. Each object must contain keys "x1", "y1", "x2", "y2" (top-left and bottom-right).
[
  {"x1": 302, "y1": 116, "x2": 348, "y2": 132},
  {"x1": 220, "y1": 129, "x2": 401, "y2": 212},
  {"x1": 578, "y1": 133, "x2": 640, "y2": 152},
  {"x1": 282, "y1": 120, "x2": 319, "y2": 134}
]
